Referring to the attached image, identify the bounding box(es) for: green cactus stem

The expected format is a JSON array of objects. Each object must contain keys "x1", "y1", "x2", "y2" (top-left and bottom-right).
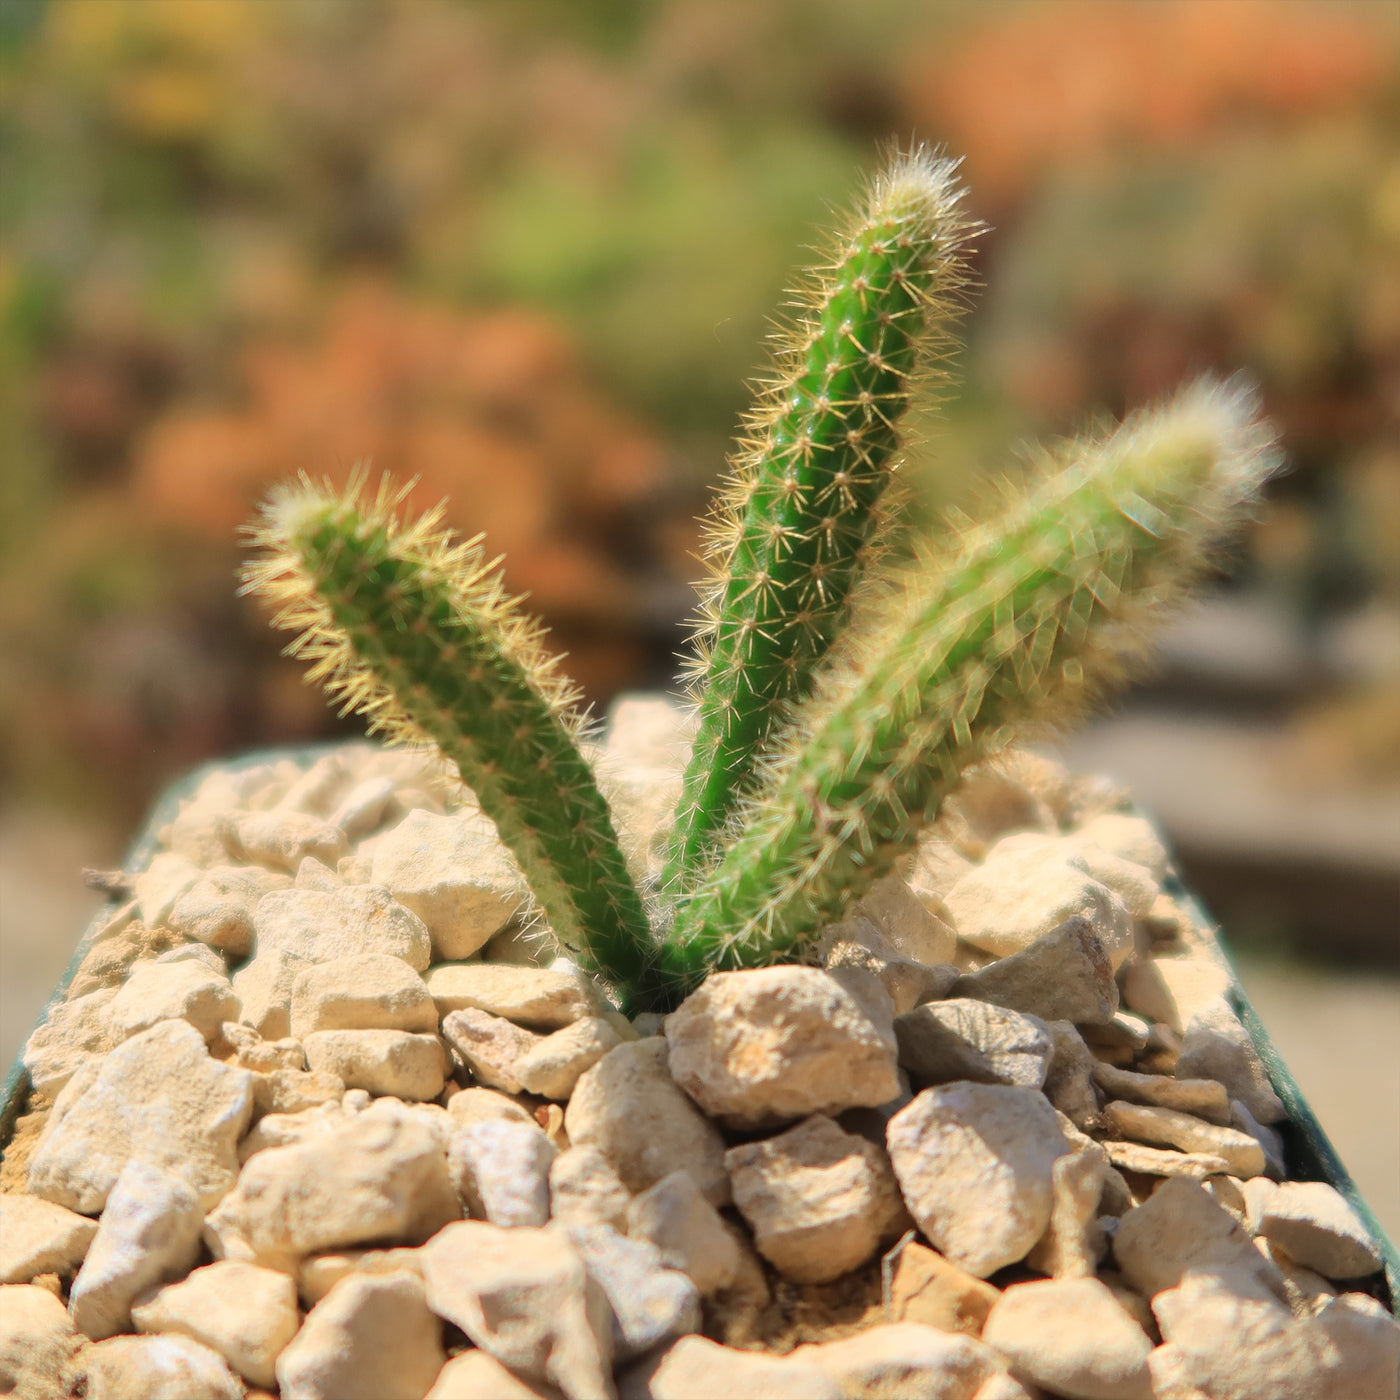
[
  {"x1": 241, "y1": 473, "x2": 654, "y2": 1002},
  {"x1": 642, "y1": 380, "x2": 1279, "y2": 1008},
  {"x1": 663, "y1": 147, "x2": 973, "y2": 890}
]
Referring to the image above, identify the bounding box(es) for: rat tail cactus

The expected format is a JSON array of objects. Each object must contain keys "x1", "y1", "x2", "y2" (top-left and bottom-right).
[
  {"x1": 243, "y1": 148, "x2": 1279, "y2": 1014},
  {"x1": 663, "y1": 148, "x2": 974, "y2": 890},
  {"x1": 642, "y1": 378, "x2": 1278, "y2": 1004},
  {"x1": 240, "y1": 471, "x2": 655, "y2": 995}
]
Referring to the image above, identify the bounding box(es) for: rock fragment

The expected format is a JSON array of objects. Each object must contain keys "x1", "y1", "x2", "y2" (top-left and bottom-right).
[
  {"x1": 441, "y1": 1007, "x2": 541, "y2": 1093},
  {"x1": 69, "y1": 1160, "x2": 205, "y2": 1341},
  {"x1": 953, "y1": 916, "x2": 1118, "y2": 1024},
  {"x1": 233, "y1": 947, "x2": 311, "y2": 1040},
  {"x1": 886, "y1": 1238, "x2": 1001, "y2": 1338},
  {"x1": 134, "y1": 852, "x2": 203, "y2": 926},
  {"x1": 370, "y1": 807, "x2": 523, "y2": 960},
  {"x1": 983, "y1": 1277, "x2": 1154, "y2": 1400},
  {"x1": 726, "y1": 1114, "x2": 905, "y2": 1284},
  {"x1": 821, "y1": 916, "x2": 957, "y2": 1016},
  {"x1": 221, "y1": 1020, "x2": 304, "y2": 1072},
  {"x1": 20, "y1": 988, "x2": 118, "y2": 1098},
  {"x1": 276, "y1": 1270, "x2": 446, "y2": 1400},
  {"x1": 250, "y1": 1067, "x2": 345, "y2": 1118},
  {"x1": 254, "y1": 885, "x2": 432, "y2": 970},
  {"x1": 27, "y1": 1020, "x2": 253, "y2": 1215},
  {"x1": 445, "y1": 1084, "x2": 537, "y2": 1127},
  {"x1": 0, "y1": 1195, "x2": 98, "y2": 1284},
  {"x1": 1039, "y1": 1020, "x2": 1101, "y2": 1130},
  {"x1": 296, "y1": 1245, "x2": 425, "y2": 1307},
  {"x1": 1066, "y1": 840, "x2": 1159, "y2": 919},
  {"x1": 626, "y1": 1170, "x2": 740, "y2": 1296},
  {"x1": 450, "y1": 1118, "x2": 557, "y2": 1228},
  {"x1": 1174, "y1": 996, "x2": 1286, "y2": 1125},
  {"x1": 1101, "y1": 1099, "x2": 1265, "y2": 1178},
  {"x1": 1252, "y1": 1180, "x2": 1383, "y2": 1280},
  {"x1": 426, "y1": 963, "x2": 604, "y2": 1029},
  {"x1": 303, "y1": 1029, "x2": 447, "y2": 1101},
  {"x1": 886, "y1": 1083, "x2": 1069, "y2": 1278},
  {"x1": 796, "y1": 1322, "x2": 1002, "y2": 1400},
  {"x1": 1102, "y1": 1141, "x2": 1233, "y2": 1179},
  {"x1": 943, "y1": 835, "x2": 1134, "y2": 968},
  {"x1": 294, "y1": 855, "x2": 343, "y2": 890},
  {"x1": 107, "y1": 958, "x2": 240, "y2": 1043},
  {"x1": 1149, "y1": 1270, "x2": 1400, "y2": 1400},
  {"x1": 271, "y1": 751, "x2": 353, "y2": 816},
  {"x1": 935, "y1": 760, "x2": 1058, "y2": 861},
  {"x1": 425, "y1": 1350, "x2": 563, "y2": 1399},
  {"x1": 289, "y1": 954, "x2": 437, "y2": 1038},
  {"x1": 232, "y1": 809, "x2": 348, "y2": 873},
  {"x1": 664, "y1": 966, "x2": 900, "y2": 1128},
  {"x1": 1025, "y1": 1148, "x2": 1108, "y2": 1278},
  {"x1": 565, "y1": 1039, "x2": 730, "y2": 1205},
  {"x1": 895, "y1": 999, "x2": 1052, "y2": 1089},
  {"x1": 205, "y1": 1109, "x2": 458, "y2": 1271},
  {"x1": 1232, "y1": 1099, "x2": 1288, "y2": 1179},
  {"x1": 0, "y1": 1284, "x2": 82, "y2": 1400},
  {"x1": 168, "y1": 865, "x2": 283, "y2": 956},
  {"x1": 855, "y1": 873, "x2": 958, "y2": 966},
  {"x1": 625, "y1": 1334, "x2": 840, "y2": 1400},
  {"x1": 550, "y1": 1146, "x2": 633, "y2": 1233},
  {"x1": 238, "y1": 1100, "x2": 348, "y2": 1163},
  {"x1": 1075, "y1": 813, "x2": 1169, "y2": 881},
  {"x1": 566, "y1": 1225, "x2": 700, "y2": 1361},
  {"x1": 131, "y1": 1259, "x2": 299, "y2": 1389},
  {"x1": 1091, "y1": 1060, "x2": 1229, "y2": 1123},
  {"x1": 1112, "y1": 1176, "x2": 1285, "y2": 1300},
  {"x1": 330, "y1": 775, "x2": 397, "y2": 839},
  {"x1": 420, "y1": 1221, "x2": 614, "y2": 1400},
  {"x1": 514, "y1": 1016, "x2": 623, "y2": 1100},
  {"x1": 75, "y1": 1333, "x2": 244, "y2": 1400}
]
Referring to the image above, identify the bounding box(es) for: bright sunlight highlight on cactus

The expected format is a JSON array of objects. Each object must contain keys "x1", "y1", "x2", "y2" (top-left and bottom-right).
[{"x1": 242, "y1": 147, "x2": 1279, "y2": 1014}]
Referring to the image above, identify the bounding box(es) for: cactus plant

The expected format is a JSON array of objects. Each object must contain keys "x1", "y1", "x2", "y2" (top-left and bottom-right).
[{"x1": 242, "y1": 147, "x2": 1279, "y2": 1014}]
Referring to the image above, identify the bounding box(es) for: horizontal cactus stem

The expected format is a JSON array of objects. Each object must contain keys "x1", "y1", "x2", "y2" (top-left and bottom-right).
[
  {"x1": 665, "y1": 148, "x2": 973, "y2": 890},
  {"x1": 646, "y1": 381, "x2": 1278, "y2": 1010},
  {"x1": 243, "y1": 477, "x2": 654, "y2": 1005}
]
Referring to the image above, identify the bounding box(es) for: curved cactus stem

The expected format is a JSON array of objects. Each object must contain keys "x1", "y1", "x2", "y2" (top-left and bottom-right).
[
  {"x1": 241, "y1": 473, "x2": 654, "y2": 1007},
  {"x1": 641, "y1": 380, "x2": 1280, "y2": 1010},
  {"x1": 662, "y1": 146, "x2": 974, "y2": 892}
]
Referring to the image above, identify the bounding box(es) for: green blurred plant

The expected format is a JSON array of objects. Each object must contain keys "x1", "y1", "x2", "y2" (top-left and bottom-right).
[{"x1": 244, "y1": 149, "x2": 1278, "y2": 1013}]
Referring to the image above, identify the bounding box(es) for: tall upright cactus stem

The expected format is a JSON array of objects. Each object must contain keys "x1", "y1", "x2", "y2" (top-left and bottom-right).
[
  {"x1": 663, "y1": 147, "x2": 972, "y2": 890},
  {"x1": 642, "y1": 381, "x2": 1278, "y2": 1008},
  {"x1": 241, "y1": 474, "x2": 655, "y2": 1003}
]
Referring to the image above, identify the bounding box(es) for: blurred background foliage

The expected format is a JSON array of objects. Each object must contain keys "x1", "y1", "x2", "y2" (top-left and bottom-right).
[{"x1": 1, "y1": 0, "x2": 1397, "y2": 871}]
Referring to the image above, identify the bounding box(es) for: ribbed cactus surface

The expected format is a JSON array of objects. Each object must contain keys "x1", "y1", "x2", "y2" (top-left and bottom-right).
[
  {"x1": 663, "y1": 150, "x2": 972, "y2": 889},
  {"x1": 242, "y1": 474, "x2": 654, "y2": 999},
  {"x1": 644, "y1": 382, "x2": 1278, "y2": 1005}
]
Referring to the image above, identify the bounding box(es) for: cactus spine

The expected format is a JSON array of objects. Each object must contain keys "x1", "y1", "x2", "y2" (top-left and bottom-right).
[
  {"x1": 663, "y1": 149, "x2": 972, "y2": 890},
  {"x1": 643, "y1": 381, "x2": 1278, "y2": 1004},
  {"x1": 241, "y1": 473, "x2": 654, "y2": 1001}
]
